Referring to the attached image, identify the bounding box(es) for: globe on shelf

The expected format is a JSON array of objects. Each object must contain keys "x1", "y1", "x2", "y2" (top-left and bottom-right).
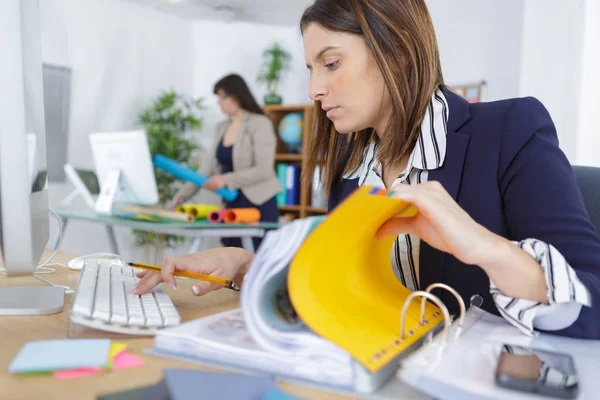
[{"x1": 278, "y1": 112, "x2": 303, "y2": 153}]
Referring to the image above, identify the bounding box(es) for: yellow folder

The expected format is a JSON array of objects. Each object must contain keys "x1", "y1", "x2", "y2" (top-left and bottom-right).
[{"x1": 288, "y1": 186, "x2": 444, "y2": 373}]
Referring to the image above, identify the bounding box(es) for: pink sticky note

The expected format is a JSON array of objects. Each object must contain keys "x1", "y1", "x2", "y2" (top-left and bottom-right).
[
  {"x1": 112, "y1": 352, "x2": 144, "y2": 370},
  {"x1": 54, "y1": 367, "x2": 103, "y2": 379},
  {"x1": 54, "y1": 352, "x2": 144, "y2": 379}
]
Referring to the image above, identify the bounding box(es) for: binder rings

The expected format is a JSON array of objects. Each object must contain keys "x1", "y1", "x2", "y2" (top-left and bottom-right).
[
  {"x1": 289, "y1": 186, "x2": 442, "y2": 372},
  {"x1": 150, "y1": 186, "x2": 482, "y2": 394}
]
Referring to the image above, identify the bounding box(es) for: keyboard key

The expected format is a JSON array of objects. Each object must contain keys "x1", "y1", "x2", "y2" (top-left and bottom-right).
[{"x1": 72, "y1": 266, "x2": 98, "y2": 317}]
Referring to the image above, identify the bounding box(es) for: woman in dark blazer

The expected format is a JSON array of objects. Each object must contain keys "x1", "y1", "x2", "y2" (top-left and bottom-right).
[
  {"x1": 172, "y1": 74, "x2": 282, "y2": 250},
  {"x1": 135, "y1": 0, "x2": 600, "y2": 339}
]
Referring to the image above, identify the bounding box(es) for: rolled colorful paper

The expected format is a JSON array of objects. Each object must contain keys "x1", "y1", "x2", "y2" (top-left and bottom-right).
[
  {"x1": 222, "y1": 208, "x2": 261, "y2": 224},
  {"x1": 176, "y1": 205, "x2": 191, "y2": 214},
  {"x1": 153, "y1": 154, "x2": 238, "y2": 202},
  {"x1": 121, "y1": 205, "x2": 194, "y2": 222},
  {"x1": 176, "y1": 204, "x2": 220, "y2": 219},
  {"x1": 208, "y1": 210, "x2": 225, "y2": 223}
]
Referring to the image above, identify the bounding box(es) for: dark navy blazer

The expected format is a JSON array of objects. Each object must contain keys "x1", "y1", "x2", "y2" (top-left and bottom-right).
[{"x1": 328, "y1": 88, "x2": 600, "y2": 339}]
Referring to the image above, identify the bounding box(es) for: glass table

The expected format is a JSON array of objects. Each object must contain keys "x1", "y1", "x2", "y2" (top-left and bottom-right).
[{"x1": 52, "y1": 206, "x2": 282, "y2": 254}]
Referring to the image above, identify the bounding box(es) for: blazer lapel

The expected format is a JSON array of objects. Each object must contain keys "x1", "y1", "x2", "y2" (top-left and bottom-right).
[
  {"x1": 231, "y1": 112, "x2": 250, "y2": 171},
  {"x1": 419, "y1": 89, "x2": 472, "y2": 290}
]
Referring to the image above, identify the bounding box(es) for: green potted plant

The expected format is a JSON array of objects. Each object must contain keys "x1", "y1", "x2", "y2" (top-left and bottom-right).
[
  {"x1": 258, "y1": 43, "x2": 291, "y2": 105},
  {"x1": 136, "y1": 90, "x2": 204, "y2": 263}
]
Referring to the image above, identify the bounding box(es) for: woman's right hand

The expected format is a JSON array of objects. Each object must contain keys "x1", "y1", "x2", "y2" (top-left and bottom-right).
[
  {"x1": 167, "y1": 193, "x2": 187, "y2": 210},
  {"x1": 132, "y1": 247, "x2": 255, "y2": 296}
]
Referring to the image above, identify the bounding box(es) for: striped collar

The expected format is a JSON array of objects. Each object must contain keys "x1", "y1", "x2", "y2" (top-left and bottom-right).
[{"x1": 345, "y1": 88, "x2": 449, "y2": 184}]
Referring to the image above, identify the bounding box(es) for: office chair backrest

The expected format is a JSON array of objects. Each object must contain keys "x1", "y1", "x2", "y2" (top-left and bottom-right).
[{"x1": 572, "y1": 165, "x2": 600, "y2": 235}]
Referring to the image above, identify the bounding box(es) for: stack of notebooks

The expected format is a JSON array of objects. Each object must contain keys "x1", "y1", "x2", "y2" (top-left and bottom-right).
[{"x1": 148, "y1": 186, "x2": 471, "y2": 394}]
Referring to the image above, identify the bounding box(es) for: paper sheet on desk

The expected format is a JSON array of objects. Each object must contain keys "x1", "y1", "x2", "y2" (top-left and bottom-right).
[{"x1": 398, "y1": 310, "x2": 537, "y2": 400}]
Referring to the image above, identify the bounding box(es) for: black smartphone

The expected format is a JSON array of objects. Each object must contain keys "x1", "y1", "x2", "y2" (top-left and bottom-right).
[{"x1": 495, "y1": 344, "x2": 578, "y2": 399}]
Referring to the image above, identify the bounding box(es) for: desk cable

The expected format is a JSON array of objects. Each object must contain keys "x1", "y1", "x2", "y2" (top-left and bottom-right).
[{"x1": 0, "y1": 209, "x2": 74, "y2": 294}]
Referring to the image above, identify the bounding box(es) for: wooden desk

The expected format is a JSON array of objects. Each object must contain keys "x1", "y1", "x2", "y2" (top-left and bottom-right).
[{"x1": 0, "y1": 251, "x2": 355, "y2": 400}]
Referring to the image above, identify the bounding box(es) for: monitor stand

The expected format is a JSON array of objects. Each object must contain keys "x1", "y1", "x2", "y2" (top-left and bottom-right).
[
  {"x1": 0, "y1": 286, "x2": 64, "y2": 315},
  {"x1": 94, "y1": 169, "x2": 137, "y2": 215},
  {"x1": 62, "y1": 164, "x2": 97, "y2": 208}
]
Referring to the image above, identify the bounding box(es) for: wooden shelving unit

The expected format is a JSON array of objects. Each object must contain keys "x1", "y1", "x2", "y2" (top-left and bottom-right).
[
  {"x1": 449, "y1": 81, "x2": 486, "y2": 103},
  {"x1": 264, "y1": 104, "x2": 327, "y2": 219},
  {"x1": 274, "y1": 154, "x2": 303, "y2": 162}
]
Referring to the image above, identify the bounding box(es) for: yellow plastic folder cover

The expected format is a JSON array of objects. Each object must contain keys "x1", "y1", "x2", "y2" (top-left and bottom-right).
[{"x1": 288, "y1": 186, "x2": 445, "y2": 373}]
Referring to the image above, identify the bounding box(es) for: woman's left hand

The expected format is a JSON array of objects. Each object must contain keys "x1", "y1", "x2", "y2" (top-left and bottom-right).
[
  {"x1": 204, "y1": 175, "x2": 226, "y2": 191},
  {"x1": 377, "y1": 181, "x2": 501, "y2": 267}
]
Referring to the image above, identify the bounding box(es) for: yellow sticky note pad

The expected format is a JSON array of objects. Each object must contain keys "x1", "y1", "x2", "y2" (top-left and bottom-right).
[
  {"x1": 105, "y1": 342, "x2": 127, "y2": 370},
  {"x1": 289, "y1": 186, "x2": 443, "y2": 373},
  {"x1": 109, "y1": 342, "x2": 127, "y2": 359}
]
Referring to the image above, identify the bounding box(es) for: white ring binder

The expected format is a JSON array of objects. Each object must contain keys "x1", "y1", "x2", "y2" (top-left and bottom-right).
[
  {"x1": 400, "y1": 291, "x2": 450, "y2": 341},
  {"x1": 421, "y1": 283, "x2": 466, "y2": 327}
]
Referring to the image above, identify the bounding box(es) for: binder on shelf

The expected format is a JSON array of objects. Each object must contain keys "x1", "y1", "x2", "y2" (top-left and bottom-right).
[
  {"x1": 276, "y1": 163, "x2": 288, "y2": 206},
  {"x1": 285, "y1": 165, "x2": 300, "y2": 205}
]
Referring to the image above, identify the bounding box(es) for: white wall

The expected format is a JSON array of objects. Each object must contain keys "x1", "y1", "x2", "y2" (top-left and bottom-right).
[
  {"x1": 427, "y1": 0, "x2": 525, "y2": 101},
  {"x1": 519, "y1": 0, "x2": 586, "y2": 162},
  {"x1": 40, "y1": 0, "x2": 196, "y2": 259},
  {"x1": 575, "y1": 0, "x2": 600, "y2": 167},
  {"x1": 190, "y1": 21, "x2": 309, "y2": 151}
]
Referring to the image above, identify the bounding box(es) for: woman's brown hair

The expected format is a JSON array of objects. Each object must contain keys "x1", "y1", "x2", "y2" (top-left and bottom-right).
[
  {"x1": 300, "y1": 0, "x2": 444, "y2": 193},
  {"x1": 213, "y1": 74, "x2": 265, "y2": 115}
]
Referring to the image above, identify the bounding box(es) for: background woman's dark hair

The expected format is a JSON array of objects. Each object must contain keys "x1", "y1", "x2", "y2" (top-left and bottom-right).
[
  {"x1": 213, "y1": 74, "x2": 264, "y2": 115},
  {"x1": 300, "y1": 0, "x2": 444, "y2": 194}
]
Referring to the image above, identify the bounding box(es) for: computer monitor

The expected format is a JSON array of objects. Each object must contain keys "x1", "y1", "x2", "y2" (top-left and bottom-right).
[
  {"x1": 0, "y1": 0, "x2": 65, "y2": 315},
  {"x1": 89, "y1": 130, "x2": 159, "y2": 214}
]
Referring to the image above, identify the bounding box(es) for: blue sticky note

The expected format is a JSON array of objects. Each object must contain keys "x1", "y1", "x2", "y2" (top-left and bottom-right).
[
  {"x1": 9, "y1": 339, "x2": 111, "y2": 374},
  {"x1": 164, "y1": 368, "x2": 275, "y2": 400},
  {"x1": 262, "y1": 388, "x2": 303, "y2": 400}
]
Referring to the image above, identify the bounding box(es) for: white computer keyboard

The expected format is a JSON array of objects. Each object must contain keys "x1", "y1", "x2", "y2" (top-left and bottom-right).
[{"x1": 69, "y1": 257, "x2": 181, "y2": 335}]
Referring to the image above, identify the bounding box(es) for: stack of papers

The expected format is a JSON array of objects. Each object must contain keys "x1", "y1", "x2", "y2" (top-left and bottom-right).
[
  {"x1": 153, "y1": 218, "x2": 355, "y2": 389},
  {"x1": 241, "y1": 218, "x2": 354, "y2": 380}
]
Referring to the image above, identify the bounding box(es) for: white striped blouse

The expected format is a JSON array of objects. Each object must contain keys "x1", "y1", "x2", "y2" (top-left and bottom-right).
[{"x1": 345, "y1": 89, "x2": 591, "y2": 335}]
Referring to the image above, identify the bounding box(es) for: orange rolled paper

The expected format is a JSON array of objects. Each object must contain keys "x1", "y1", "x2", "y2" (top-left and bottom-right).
[{"x1": 222, "y1": 208, "x2": 261, "y2": 224}]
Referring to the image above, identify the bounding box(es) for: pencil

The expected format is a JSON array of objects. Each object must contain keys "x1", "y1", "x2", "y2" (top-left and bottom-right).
[{"x1": 128, "y1": 262, "x2": 240, "y2": 291}]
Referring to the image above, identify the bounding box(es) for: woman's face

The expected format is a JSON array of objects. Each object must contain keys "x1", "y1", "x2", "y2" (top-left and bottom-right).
[
  {"x1": 303, "y1": 23, "x2": 390, "y2": 134},
  {"x1": 216, "y1": 89, "x2": 241, "y2": 117}
]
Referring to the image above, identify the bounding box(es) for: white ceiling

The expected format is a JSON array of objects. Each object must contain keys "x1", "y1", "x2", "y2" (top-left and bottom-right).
[{"x1": 123, "y1": 0, "x2": 314, "y2": 26}]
